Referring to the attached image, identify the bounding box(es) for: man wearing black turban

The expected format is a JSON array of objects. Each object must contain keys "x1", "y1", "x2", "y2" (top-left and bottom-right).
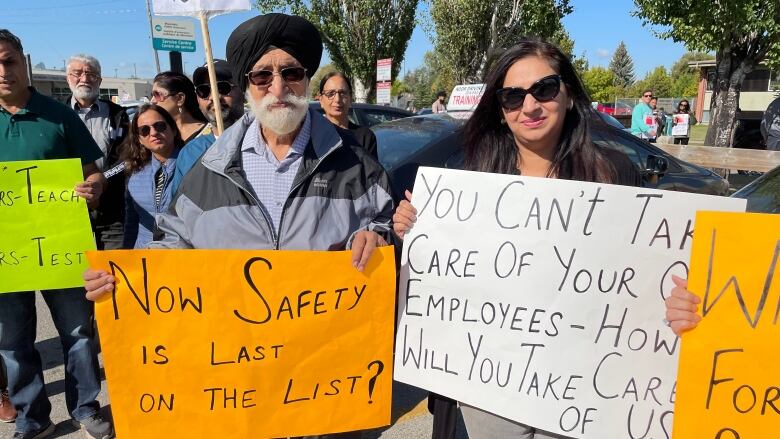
[{"x1": 84, "y1": 13, "x2": 394, "y2": 439}]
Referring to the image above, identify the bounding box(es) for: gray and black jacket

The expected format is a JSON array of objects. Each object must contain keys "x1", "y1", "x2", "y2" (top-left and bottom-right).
[{"x1": 150, "y1": 110, "x2": 395, "y2": 250}]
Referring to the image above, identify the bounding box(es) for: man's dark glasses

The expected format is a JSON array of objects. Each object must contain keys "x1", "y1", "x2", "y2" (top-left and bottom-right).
[
  {"x1": 195, "y1": 81, "x2": 235, "y2": 99},
  {"x1": 138, "y1": 121, "x2": 168, "y2": 137},
  {"x1": 245, "y1": 67, "x2": 307, "y2": 87},
  {"x1": 496, "y1": 75, "x2": 562, "y2": 110}
]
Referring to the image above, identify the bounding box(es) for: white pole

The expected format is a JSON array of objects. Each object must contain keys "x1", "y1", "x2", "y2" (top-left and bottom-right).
[{"x1": 146, "y1": 0, "x2": 161, "y2": 74}]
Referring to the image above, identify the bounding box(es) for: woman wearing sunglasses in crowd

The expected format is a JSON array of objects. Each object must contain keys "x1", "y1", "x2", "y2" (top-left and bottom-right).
[
  {"x1": 150, "y1": 71, "x2": 208, "y2": 143},
  {"x1": 672, "y1": 99, "x2": 697, "y2": 145},
  {"x1": 121, "y1": 104, "x2": 184, "y2": 249},
  {"x1": 392, "y1": 39, "x2": 641, "y2": 438},
  {"x1": 317, "y1": 72, "x2": 378, "y2": 158}
]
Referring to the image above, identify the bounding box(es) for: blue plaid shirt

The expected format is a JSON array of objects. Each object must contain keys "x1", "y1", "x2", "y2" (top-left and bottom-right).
[{"x1": 240, "y1": 111, "x2": 312, "y2": 233}]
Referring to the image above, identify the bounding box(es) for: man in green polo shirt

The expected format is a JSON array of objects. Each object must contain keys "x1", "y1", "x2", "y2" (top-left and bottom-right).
[{"x1": 0, "y1": 29, "x2": 113, "y2": 439}]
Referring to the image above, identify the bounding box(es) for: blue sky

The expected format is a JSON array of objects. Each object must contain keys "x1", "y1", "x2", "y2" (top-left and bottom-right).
[{"x1": 2, "y1": 0, "x2": 696, "y2": 81}]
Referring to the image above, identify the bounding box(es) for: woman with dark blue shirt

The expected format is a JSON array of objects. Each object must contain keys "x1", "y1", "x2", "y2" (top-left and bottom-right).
[{"x1": 121, "y1": 104, "x2": 183, "y2": 248}]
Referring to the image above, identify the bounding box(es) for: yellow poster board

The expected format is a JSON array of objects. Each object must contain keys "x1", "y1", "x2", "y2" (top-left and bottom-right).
[
  {"x1": 89, "y1": 247, "x2": 396, "y2": 438},
  {"x1": 0, "y1": 159, "x2": 95, "y2": 293},
  {"x1": 674, "y1": 211, "x2": 779, "y2": 438}
]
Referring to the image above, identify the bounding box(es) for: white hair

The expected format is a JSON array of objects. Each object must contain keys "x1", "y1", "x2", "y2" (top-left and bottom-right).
[{"x1": 67, "y1": 54, "x2": 101, "y2": 76}]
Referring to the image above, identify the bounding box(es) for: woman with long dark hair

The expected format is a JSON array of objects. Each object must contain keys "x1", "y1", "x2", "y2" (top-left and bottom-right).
[
  {"x1": 150, "y1": 71, "x2": 208, "y2": 143},
  {"x1": 122, "y1": 104, "x2": 184, "y2": 249},
  {"x1": 392, "y1": 39, "x2": 640, "y2": 438},
  {"x1": 317, "y1": 71, "x2": 378, "y2": 158}
]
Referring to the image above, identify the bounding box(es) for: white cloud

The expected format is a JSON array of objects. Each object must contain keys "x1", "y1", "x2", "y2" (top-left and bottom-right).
[{"x1": 596, "y1": 49, "x2": 610, "y2": 59}]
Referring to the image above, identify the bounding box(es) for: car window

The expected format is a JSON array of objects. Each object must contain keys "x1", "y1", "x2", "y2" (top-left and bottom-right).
[
  {"x1": 361, "y1": 109, "x2": 408, "y2": 127},
  {"x1": 592, "y1": 126, "x2": 683, "y2": 173},
  {"x1": 732, "y1": 167, "x2": 780, "y2": 213},
  {"x1": 374, "y1": 118, "x2": 458, "y2": 169},
  {"x1": 348, "y1": 108, "x2": 360, "y2": 125}
]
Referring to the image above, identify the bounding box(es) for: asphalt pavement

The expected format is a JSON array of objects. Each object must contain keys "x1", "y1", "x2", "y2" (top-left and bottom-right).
[{"x1": 0, "y1": 293, "x2": 467, "y2": 439}]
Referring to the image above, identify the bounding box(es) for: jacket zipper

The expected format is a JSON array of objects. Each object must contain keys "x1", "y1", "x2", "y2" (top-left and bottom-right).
[
  {"x1": 209, "y1": 167, "x2": 279, "y2": 245},
  {"x1": 274, "y1": 140, "x2": 343, "y2": 249}
]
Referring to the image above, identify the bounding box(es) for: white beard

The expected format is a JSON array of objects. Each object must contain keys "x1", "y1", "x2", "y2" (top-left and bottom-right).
[
  {"x1": 247, "y1": 92, "x2": 308, "y2": 136},
  {"x1": 71, "y1": 84, "x2": 99, "y2": 101}
]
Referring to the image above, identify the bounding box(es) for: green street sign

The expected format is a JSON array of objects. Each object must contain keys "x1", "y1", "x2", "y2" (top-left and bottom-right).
[{"x1": 152, "y1": 18, "x2": 196, "y2": 53}]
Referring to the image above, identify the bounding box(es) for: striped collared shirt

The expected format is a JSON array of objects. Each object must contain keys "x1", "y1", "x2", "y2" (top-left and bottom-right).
[{"x1": 240, "y1": 111, "x2": 312, "y2": 233}]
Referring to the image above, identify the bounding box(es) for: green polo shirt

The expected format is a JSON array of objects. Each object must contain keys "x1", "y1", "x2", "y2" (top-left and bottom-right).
[{"x1": 0, "y1": 88, "x2": 103, "y2": 164}]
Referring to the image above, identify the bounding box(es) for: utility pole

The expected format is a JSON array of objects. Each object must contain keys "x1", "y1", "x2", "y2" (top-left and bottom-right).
[
  {"x1": 114, "y1": 67, "x2": 118, "y2": 78},
  {"x1": 145, "y1": 0, "x2": 161, "y2": 74},
  {"x1": 133, "y1": 63, "x2": 138, "y2": 78}
]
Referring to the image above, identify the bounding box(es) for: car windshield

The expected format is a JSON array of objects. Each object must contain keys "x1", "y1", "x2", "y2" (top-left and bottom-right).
[
  {"x1": 732, "y1": 166, "x2": 780, "y2": 213},
  {"x1": 374, "y1": 115, "x2": 462, "y2": 169}
]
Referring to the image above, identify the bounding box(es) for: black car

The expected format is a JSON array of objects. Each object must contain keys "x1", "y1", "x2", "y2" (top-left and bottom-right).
[
  {"x1": 373, "y1": 113, "x2": 730, "y2": 200},
  {"x1": 731, "y1": 165, "x2": 780, "y2": 213},
  {"x1": 309, "y1": 102, "x2": 413, "y2": 127}
]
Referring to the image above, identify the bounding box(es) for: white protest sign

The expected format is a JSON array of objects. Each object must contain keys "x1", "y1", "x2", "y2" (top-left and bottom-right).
[
  {"x1": 394, "y1": 167, "x2": 746, "y2": 439},
  {"x1": 672, "y1": 114, "x2": 690, "y2": 137},
  {"x1": 152, "y1": 0, "x2": 251, "y2": 17},
  {"x1": 447, "y1": 84, "x2": 485, "y2": 111}
]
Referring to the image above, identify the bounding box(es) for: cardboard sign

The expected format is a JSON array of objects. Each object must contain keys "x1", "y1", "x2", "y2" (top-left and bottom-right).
[
  {"x1": 447, "y1": 84, "x2": 485, "y2": 112},
  {"x1": 0, "y1": 159, "x2": 95, "y2": 293},
  {"x1": 394, "y1": 167, "x2": 746, "y2": 438},
  {"x1": 89, "y1": 247, "x2": 396, "y2": 438},
  {"x1": 672, "y1": 114, "x2": 690, "y2": 137},
  {"x1": 674, "y1": 211, "x2": 779, "y2": 439},
  {"x1": 152, "y1": 0, "x2": 251, "y2": 17}
]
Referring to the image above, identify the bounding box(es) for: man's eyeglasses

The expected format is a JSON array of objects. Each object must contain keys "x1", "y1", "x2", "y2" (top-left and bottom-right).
[
  {"x1": 643, "y1": 93, "x2": 653, "y2": 98},
  {"x1": 138, "y1": 121, "x2": 168, "y2": 137},
  {"x1": 245, "y1": 67, "x2": 307, "y2": 87},
  {"x1": 195, "y1": 81, "x2": 236, "y2": 99},
  {"x1": 496, "y1": 75, "x2": 562, "y2": 110},
  {"x1": 322, "y1": 89, "x2": 350, "y2": 100},
  {"x1": 68, "y1": 71, "x2": 100, "y2": 82}
]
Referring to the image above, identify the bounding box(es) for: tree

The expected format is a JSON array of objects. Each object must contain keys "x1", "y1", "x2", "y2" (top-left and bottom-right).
[
  {"x1": 256, "y1": 0, "x2": 419, "y2": 102},
  {"x1": 669, "y1": 52, "x2": 712, "y2": 99},
  {"x1": 427, "y1": 0, "x2": 572, "y2": 84},
  {"x1": 403, "y1": 51, "x2": 455, "y2": 109},
  {"x1": 572, "y1": 51, "x2": 589, "y2": 77},
  {"x1": 634, "y1": 0, "x2": 780, "y2": 148},
  {"x1": 581, "y1": 66, "x2": 615, "y2": 103},
  {"x1": 609, "y1": 41, "x2": 635, "y2": 89},
  {"x1": 634, "y1": 66, "x2": 673, "y2": 98},
  {"x1": 34, "y1": 61, "x2": 46, "y2": 70}
]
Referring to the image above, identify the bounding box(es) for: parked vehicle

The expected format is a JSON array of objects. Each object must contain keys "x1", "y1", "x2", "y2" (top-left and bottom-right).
[
  {"x1": 597, "y1": 102, "x2": 633, "y2": 116},
  {"x1": 731, "y1": 165, "x2": 780, "y2": 213},
  {"x1": 373, "y1": 113, "x2": 729, "y2": 200},
  {"x1": 309, "y1": 102, "x2": 413, "y2": 127}
]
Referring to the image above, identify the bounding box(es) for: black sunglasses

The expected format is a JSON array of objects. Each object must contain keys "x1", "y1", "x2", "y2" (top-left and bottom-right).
[
  {"x1": 245, "y1": 67, "x2": 307, "y2": 87},
  {"x1": 496, "y1": 75, "x2": 562, "y2": 110},
  {"x1": 195, "y1": 81, "x2": 235, "y2": 99},
  {"x1": 138, "y1": 121, "x2": 168, "y2": 137}
]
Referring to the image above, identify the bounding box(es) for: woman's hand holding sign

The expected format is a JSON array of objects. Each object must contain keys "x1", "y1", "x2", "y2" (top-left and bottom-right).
[{"x1": 664, "y1": 275, "x2": 702, "y2": 336}]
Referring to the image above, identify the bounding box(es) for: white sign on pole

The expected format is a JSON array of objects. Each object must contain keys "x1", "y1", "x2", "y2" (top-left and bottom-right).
[
  {"x1": 394, "y1": 167, "x2": 746, "y2": 439},
  {"x1": 447, "y1": 84, "x2": 485, "y2": 112},
  {"x1": 152, "y1": 0, "x2": 251, "y2": 17},
  {"x1": 152, "y1": 18, "x2": 196, "y2": 52},
  {"x1": 376, "y1": 82, "x2": 391, "y2": 105},
  {"x1": 377, "y1": 58, "x2": 392, "y2": 83}
]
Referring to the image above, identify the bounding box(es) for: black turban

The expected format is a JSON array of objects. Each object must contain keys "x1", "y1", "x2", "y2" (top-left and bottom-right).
[{"x1": 226, "y1": 13, "x2": 323, "y2": 92}]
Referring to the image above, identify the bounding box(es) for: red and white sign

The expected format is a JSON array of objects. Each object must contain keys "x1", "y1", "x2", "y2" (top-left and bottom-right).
[
  {"x1": 376, "y1": 82, "x2": 391, "y2": 104},
  {"x1": 376, "y1": 58, "x2": 392, "y2": 82},
  {"x1": 447, "y1": 84, "x2": 485, "y2": 111}
]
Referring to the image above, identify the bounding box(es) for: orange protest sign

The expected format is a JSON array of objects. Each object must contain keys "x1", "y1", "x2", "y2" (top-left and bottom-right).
[
  {"x1": 88, "y1": 248, "x2": 396, "y2": 438},
  {"x1": 674, "y1": 212, "x2": 779, "y2": 438}
]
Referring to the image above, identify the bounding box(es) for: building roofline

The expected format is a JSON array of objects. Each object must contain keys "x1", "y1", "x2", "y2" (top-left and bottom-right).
[{"x1": 31, "y1": 69, "x2": 152, "y2": 83}]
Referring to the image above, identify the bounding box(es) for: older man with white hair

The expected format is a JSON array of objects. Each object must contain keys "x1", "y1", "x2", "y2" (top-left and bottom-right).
[
  {"x1": 66, "y1": 54, "x2": 130, "y2": 250},
  {"x1": 84, "y1": 13, "x2": 394, "y2": 438}
]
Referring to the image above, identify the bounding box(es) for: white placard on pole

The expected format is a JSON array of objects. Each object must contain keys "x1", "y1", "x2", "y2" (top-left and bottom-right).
[
  {"x1": 377, "y1": 58, "x2": 392, "y2": 83},
  {"x1": 376, "y1": 82, "x2": 391, "y2": 105},
  {"x1": 394, "y1": 167, "x2": 746, "y2": 439},
  {"x1": 152, "y1": 0, "x2": 251, "y2": 17}
]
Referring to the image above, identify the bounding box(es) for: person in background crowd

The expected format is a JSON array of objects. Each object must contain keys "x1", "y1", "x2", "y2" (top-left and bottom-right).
[
  {"x1": 631, "y1": 89, "x2": 656, "y2": 140},
  {"x1": 761, "y1": 95, "x2": 780, "y2": 151},
  {"x1": 83, "y1": 13, "x2": 395, "y2": 438},
  {"x1": 392, "y1": 38, "x2": 641, "y2": 439},
  {"x1": 649, "y1": 97, "x2": 667, "y2": 139},
  {"x1": 672, "y1": 99, "x2": 697, "y2": 145},
  {"x1": 122, "y1": 104, "x2": 183, "y2": 249},
  {"x1": 169, "y1": 59, "x2": 246, "y2": 195},
  {"x1": 65, "y1": 54, "x2": 130, "y2": 250},
  {"x1": 317, "y1": 71, "x2": 378, "y2": 158},
  {"x1": 0, "y1": 28, "x2": 112, "y2": 439},
  {"x1": 149, "y1": 71, "x2": 207, "y2": 143},
  {"x1": 431, "y1": 90, "x2": 447, "y2": 113}
]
